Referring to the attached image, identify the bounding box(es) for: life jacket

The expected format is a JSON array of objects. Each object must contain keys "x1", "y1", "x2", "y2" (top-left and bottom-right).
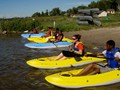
[
  {"x1": 55, "y1": 34, "x2": 64, "y2": 41},
  {"x1": 73, "y1": 42, "x2": 84, "y2": 56},
  {"x1": 55, "y1": 32, "x2": 59, "y2": 39},
  {"x1": 106, "y1": 47, "x2": 119, "y2": 68}
]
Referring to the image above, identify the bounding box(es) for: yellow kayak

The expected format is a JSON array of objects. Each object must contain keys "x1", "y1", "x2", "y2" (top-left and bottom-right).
[
  {"x1": 27, "y1": 36, "x2": 72, "y2": 43},
  {"x1": 45, "y1": 69, "x2": 120, "y2": 88},
  {"x1": 26, "y1": 56, "x2": 105, "y2": 69}
]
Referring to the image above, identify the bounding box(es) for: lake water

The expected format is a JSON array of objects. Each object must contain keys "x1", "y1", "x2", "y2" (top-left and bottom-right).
[{"x1": 0, "y1": 34, "x2": 120, "y2": 90}]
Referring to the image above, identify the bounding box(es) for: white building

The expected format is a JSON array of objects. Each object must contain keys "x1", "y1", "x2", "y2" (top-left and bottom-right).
[{"x1": 98, "y1": 11, "x2": 107, "y2": 17}]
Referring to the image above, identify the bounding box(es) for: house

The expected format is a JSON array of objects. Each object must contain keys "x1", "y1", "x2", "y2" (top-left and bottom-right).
[
  {"x1": 71, "y1": 14, "x2": 82, "y2": 18},
  {"x1": 107, "y1": 9, "x2": 115, "y2": 14},
  {"x1": 98, "y1": 11, "x2": 107, "y2": 17}
]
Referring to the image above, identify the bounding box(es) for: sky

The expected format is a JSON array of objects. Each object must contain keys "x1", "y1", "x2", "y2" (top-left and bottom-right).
[{"x1": 0, "y1": 0, "x2": 98, "y2": 18}]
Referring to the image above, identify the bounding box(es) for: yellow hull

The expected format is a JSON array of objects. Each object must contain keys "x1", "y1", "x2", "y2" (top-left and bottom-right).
[
  {"x1": 27, "y1": 36, "x2": 72, "y2": 43},
  {"x1": 45, "y1": 69, "x2": 120, "y2": 88},
  {"x1": 26, "y1": 56, "x2": 105, "y2": 69}
]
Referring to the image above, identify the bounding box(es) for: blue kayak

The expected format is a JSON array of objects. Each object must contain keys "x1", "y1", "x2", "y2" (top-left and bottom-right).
[
  {"x1": 25, "y1": 42, "x2": 73, "y2": 49},
  {"x1": 21, "y1": 33, "x2": 46, "y2": 38}
]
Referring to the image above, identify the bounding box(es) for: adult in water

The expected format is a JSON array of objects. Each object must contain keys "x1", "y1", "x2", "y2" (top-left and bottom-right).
[
  {"x1": 50, "y1": 34, "x2": 84, "y2": 61},
  {"x1": 71, "y1": 40, "x2": 120, "y2": 76}
]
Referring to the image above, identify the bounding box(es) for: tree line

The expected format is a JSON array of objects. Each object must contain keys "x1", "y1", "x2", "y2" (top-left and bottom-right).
[
  {"x1": 0, "y1": 0, "x2": 119, "y2": 32},
  {"x1": 32, "y1": 0, "x2": 119, "y2": 17}
]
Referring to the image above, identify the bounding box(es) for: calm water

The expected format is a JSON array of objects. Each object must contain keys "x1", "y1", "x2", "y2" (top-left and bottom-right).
[{"x1": 0, "y1": 34, "x2": 120, "y2": 90}]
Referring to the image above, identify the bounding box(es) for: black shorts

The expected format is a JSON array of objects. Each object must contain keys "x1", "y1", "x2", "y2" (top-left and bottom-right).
[{"x1": 62, "y1": 50, "x2": 81, "y2": 57}]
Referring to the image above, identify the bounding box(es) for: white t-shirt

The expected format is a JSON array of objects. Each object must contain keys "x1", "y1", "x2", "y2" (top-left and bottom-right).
[{"x1": 102, "y1": 50, "x2": 120, "y2": 59}]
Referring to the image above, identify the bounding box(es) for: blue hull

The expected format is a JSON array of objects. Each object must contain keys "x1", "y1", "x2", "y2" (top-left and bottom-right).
[
  {"x1": 25, "y1": 42, "x2": 72, "y2": 49},
  {"x1": 21, "y1": 33, "x2": 46, "y2": 38}
]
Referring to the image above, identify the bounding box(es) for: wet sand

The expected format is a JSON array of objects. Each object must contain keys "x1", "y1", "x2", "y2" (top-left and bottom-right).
[{"x1": 64, "y1": 26, "x2": 120, "y2": 48}]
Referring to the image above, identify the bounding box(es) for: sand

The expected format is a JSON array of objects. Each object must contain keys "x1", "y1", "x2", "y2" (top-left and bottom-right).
[{"x1": 64, "y1": 27, "x2": 120, "y2": 49}]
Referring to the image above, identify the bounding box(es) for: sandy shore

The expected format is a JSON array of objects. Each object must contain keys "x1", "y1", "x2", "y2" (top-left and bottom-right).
[{"x1": 64, "y1": 27, "x2": 120, "y2": 49}]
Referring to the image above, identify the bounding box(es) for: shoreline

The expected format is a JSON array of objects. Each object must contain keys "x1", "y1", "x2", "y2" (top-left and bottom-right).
[
  {"x1": 64, "y1": 26, "x2": 120, "y2": 48},
  {"x1": 1, "y1": 26, "x2": 120, "y2": 48}
]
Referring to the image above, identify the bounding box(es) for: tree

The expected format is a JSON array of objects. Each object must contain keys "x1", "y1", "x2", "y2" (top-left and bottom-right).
[
  {"x1": 45, "y1": 9, "x2": 49, "y2": 16},
  {"x1": 88, "y1": 0, "x2": 119, "y2": 11},
  {"x1": 77, "y1": 5, "x2": 88, "y2": 9},
  {"x1": 61, "y1": 11, "x2": 66, "y2": 16},
  {"x1": 41, "y1": 11, "x2": 45, "y2": 16},
  {"x1": 32, "y1": 12, "x2": 41, "y2": 17},
  {"x1": 66, "y1": 9, "x2": 72, "y2": 16},
  {"x1": 50, "y1": 8, "x2": 61, "y2": 16},
  {"x1": 88, "y1": 1, "x2": 98, "y2": 8},
  {"x1": 111, "y1": 0, "x2": 118, "y2": 11},
  {"x1": 71, "y1": 7, "x2": 78, "y2": 14}
]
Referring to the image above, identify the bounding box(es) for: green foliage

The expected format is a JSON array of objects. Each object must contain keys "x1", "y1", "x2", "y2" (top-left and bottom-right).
[
  {"x1": 88, "y1": 0, "x2": 119, "y2": 11},
  {"x1": 0, "y1": 18, "x2": 42, "y2": 31},
  {"x1": 32, "y1": 12, "x2": 41, "y2": 17},
  {"x1": 50, "y1": 8, "x2": 61, "y2": 16},
  {"x1": 0, "y1": 0, "x2": 120, "y2": 33},
  {"x1": 0, "y1": 13, "x2": 120, "y2": 32}
]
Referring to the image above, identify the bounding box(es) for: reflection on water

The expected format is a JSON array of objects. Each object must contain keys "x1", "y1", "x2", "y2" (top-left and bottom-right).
[{"x1": 0, "y1": 34, "x2": 120, "y2": 90}]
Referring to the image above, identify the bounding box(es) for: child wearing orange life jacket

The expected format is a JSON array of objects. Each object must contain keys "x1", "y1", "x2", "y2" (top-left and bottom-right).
[{"x1": 54, "y1": 28, "x2": 64, "y2": 42}]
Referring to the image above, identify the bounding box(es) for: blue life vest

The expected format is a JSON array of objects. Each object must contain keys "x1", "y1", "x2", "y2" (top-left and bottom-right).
[{"x1": 106, "y1": 47, "x2": 119, "y2": 68}]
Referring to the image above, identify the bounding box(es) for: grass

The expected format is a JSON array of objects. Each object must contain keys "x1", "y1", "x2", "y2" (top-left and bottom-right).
[
  {"x1": 37, "y1": 16, "x2": 97, "y2": 31},
  {"x1": 1, "y1": 12, "x2": 120, "y2": 32},
  {"x1": 37, "y1": 13, "x2": 120, "y2": 32}
]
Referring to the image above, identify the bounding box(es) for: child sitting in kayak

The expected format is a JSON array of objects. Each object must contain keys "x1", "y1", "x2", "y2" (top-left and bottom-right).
[
  {"x1": 44, "y1": 27, "x2": 54, "y2": 37},
  {"x1": 47, "y1": 28, "x2": 64, "y2": 43},
  {"x1": 70, "y1": 40, "x2": 120, "y2": 76},
  {"x1": 49, "y1": 34, "x2": 84, "y2": 61}
]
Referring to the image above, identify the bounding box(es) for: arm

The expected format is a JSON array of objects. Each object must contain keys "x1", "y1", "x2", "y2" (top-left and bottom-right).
[
  {"x1": 74, "y1": 49, "x2": 83, "y2": 55},
  {"x1": 114, "y1": 52, "x2": 120, "y2": 61},
  {"x1": 115, "y1": 57, "x2": 120, "y2": 61},
  {"x1": 68, "y1": 45, "x2": 82, "y2": 54},
  {"x1": 85, "y1": 53, "x2": 104, "y2": 57}
]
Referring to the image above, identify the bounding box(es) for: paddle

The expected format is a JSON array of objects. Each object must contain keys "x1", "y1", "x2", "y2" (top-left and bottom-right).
[
  {"x1": 29, "y1": 34, "x2": 32, "y2": 38},
  {"x1": 96, "y1": 63, "x2": 107, "y2": 67},
  {"x1": 52, "y1": 42, "x2": 60, "y2": 50}
]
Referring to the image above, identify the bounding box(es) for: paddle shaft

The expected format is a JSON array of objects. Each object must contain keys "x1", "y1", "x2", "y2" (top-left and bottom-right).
[
  {"x1": 29, "y1": 34, "x2": 32, "y2": 38},
  {"x1": 52, "y1": 42, "x2": 60, "y2": 50},
  {"x1": 96, "y1": 63, "x2": 107, "y2": 67}
]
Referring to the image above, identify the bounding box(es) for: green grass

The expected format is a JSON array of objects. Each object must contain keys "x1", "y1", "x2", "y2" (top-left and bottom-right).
[
  {"x1": 38, "y1": 13, "x2": 120, "y2": 32},
  {"x1": 38, "y1": 16, "x2": 97, "y2": 31},
  {"x1": 1, "y1": 12, "x2": 120, "y2": 32}
]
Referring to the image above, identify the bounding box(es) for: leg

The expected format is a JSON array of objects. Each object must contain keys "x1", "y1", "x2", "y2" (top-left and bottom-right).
[
  {"x1": 54, "y1": 53, "x2": 64, "y2": 60},
  {"x1": 59, "y1": 56, "x2": 67, "y2": 60},
  {"x1": 88, "y1": 68, "x2": 100, "y2": 75},
  {"x1": 73, "y1": 63, "x2": 98, "y2": 76}
]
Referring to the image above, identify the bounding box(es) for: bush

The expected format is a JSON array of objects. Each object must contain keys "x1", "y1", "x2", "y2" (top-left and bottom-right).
[{"x1": 0, "y1": 14, "x2": 120, "y2": 33}]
